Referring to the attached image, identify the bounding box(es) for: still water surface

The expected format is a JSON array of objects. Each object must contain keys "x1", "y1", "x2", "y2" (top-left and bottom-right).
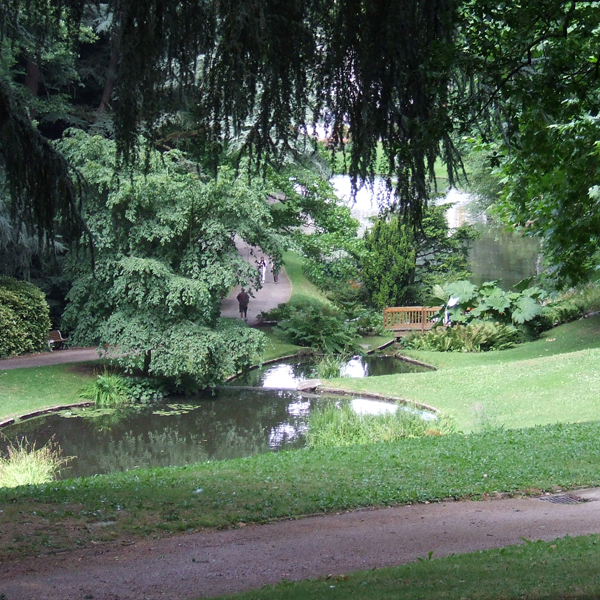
[{"x1": 2, "y1": 356, "x2": 428, "y2": 480}]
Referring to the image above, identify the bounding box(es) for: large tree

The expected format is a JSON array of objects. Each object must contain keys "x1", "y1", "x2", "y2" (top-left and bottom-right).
[
  {"x1": 0, "y1": 0, "x2": 461, "y2": 241},
  {"x1": 458, "y1": 0, "x2": 600, "y2": 284},
  {"x1": 59, "y1": 130, "x2": 279, "y2": 386}
]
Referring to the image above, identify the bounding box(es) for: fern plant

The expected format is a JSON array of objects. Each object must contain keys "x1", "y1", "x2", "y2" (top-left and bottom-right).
[{"x1": 405, "y1": 321, "x2": 521, "y2": 352}]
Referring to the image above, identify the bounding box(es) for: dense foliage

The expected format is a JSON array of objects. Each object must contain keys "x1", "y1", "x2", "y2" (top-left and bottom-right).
[
  {"x1": 0, "y1": 0, "x2": 464, "y2": 245},
  {"x1": 361, "y1": 205, "x2": 474, "y2": 309},
  {"x1": 275, "y1": 304, "x2": 358, "y2": 354},
  {"x1": 431, "y1": 280, "x2": 545, "y2": 328},
  {"x1": 0, "y1": 276, "x2": 51, "y2": 358},
  {"x1": 60, "y1": 131, "x2": 273, "y2": 386},
  {"x1": 403, "y1": 321, "x2": 521, "y2": 353},
  {"x1": 458, "y1": 0, "x2": 600, "y2": 284}
]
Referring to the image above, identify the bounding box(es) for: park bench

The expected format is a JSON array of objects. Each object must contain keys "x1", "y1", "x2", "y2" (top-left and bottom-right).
[
  {"x1": 382, "y1": 306, "x2": 442, "y2": 337},
  {"x1": 48, "y1": 330, "x2": 67, "y2": 350}
]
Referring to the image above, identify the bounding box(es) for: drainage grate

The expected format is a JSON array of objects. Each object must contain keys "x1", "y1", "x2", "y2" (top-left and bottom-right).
[{"x1": 539, "y1": 495, "x2": 593, "y2": 505}]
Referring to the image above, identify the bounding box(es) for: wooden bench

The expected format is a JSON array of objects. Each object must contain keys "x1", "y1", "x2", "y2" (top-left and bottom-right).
[
  {"x1": 48, "y1": 330, "x2": 67, "y2": 350},
  {"x1": 383, "y1": 306, "x2": 442, "y2": 337}
]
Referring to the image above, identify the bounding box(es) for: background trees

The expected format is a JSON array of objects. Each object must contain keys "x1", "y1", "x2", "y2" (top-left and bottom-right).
[
  {"x1": 458, "y1": 0, "x2": 600, "y2": 284},
  {"x1": 361, "y1": 205, "x2": 474, "y2": 308}
]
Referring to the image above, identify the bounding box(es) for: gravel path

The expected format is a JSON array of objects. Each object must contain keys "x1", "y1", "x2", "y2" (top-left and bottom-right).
[{"x1": 2, "y1": 488, "x2": 600, "y2": 599}]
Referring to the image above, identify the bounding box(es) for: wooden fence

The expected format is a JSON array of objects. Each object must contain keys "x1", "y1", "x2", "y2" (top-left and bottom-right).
[{"x1": 382, "y1": 306, "x2": 442, "y2": 336}]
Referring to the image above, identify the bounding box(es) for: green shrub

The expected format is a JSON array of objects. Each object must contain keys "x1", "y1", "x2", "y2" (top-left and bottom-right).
[
  {"x1": 79, "y1": 371, "x2": 167, "y2": 407},
  {"x1": 78, "y1": 371, "x2": 132, "y2": 407},
  {"x1": 0, "y1": 277, "x2": 52, "y2": 358},
  {"x1": 403, "y1": 321, "x2": 521, "y2": 352},
  {"x1": 349, "y1": 307, "x2": 385, "y2": 336},
  {"x1": 306, "y1": 402, "x2": 455, "y2": 448},
  {"x1": 430, "y1": 279, "x2": 546, "y2": 328},
  {"x1": 544, "y1": 283, "x2": 600, "y2": 326},
  {"x1": 0, "y1": 438, "x2": 70, "y2": 488},
  {"x1": 260, "y1": 298, "x2": 337, "y2": 322},
  {"x1": 275, "y1": 305, "x2": 358, "y2": 353}
]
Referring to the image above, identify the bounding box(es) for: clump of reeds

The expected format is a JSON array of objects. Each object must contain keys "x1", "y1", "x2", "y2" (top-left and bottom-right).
[
  {"x1": 0, "y1": 437, "x2": 71, "y2": 488},
  {"x1": 306, "y1": 402, "x2": 455, "y2": 449}
]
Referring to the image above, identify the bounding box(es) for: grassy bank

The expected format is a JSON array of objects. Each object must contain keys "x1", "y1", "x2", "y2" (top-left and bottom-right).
[
  {"x1": 216, "y1": 534, "x2": 600, "y2": 600},
  {"x1": 326, "y1": 316, "x2": 600, "y2": 431},
  {"x1": 2, "y1": 421, "x2": 600, "y2": 559},
  {"x1": 0, "y1": 363, "x2": 96, "y2": 421}
]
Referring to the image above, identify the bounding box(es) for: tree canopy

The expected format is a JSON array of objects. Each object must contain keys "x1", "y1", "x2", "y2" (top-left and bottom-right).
[
  {"x1": 1, "y1": 0, "x2": 600, "y2": 285},
  {"x1": 0, "y1": 0, "x2": 461, "y2": 236},
  {"x1": 59, "y1": 130, "x2": 276, "y2": 386}
]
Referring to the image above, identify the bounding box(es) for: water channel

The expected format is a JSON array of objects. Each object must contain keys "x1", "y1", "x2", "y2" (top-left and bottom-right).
[{"x1": 1, "y1": 355, "x2": 429, "y2": 480}]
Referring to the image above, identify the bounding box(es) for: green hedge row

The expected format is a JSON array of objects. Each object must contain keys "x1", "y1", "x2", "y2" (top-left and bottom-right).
[{"x1": 0, "y1": 277, "x2": 51, "y2": 358}]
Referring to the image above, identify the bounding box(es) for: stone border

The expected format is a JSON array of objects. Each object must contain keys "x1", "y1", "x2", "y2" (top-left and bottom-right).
[
  {"x1": 393, "y1": 353, "x2": 437, "y2": 370},
  {"x1": 316, "y1": 386, "x2": 440, "y2": 414},
  {"x1": 0, "y1": 401, "x2": 93, "y2": 430}
]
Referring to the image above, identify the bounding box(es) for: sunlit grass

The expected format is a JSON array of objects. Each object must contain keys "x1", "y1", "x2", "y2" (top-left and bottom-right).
[
  {"x1": 328, "y1": 316, "x2": 600, "y2": 431},
  {"x1": 306, "y1": 402, "x2": 454, "y2": 448},
  {"x1": 0, "y1": 437, "x2": 70, "y2": 488},
  {"x1": 0, "y1": 363, "x2": 97, "y2": 420}
]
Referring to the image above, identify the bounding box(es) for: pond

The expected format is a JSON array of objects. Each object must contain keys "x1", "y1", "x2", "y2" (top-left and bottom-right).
[
  {"x1": 0, "y1": 355, "x2": 431, "y2": 481},
  {"x1": 231, "y1": 353, "x2": 427, "y2": 388}
]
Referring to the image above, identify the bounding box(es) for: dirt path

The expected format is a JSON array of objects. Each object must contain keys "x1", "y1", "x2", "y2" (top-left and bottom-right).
[
  {"x1": 2, "y1": 488, "x2": 600, "y2": 600},
  {"x1": 219, "y1": 241, "x2": 292, "y2": 326}
]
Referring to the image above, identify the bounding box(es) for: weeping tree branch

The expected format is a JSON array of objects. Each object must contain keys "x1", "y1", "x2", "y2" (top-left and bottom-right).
[{"x1": 0, "y1": 76, "x2": 93, "y2": 260}]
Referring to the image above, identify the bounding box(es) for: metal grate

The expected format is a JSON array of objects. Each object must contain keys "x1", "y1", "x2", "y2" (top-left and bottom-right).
[{"x1": 539, "y1": 495, "x2": 593, "y2": 505}]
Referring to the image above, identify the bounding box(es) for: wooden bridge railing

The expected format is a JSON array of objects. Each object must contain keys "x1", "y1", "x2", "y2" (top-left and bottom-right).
[{"x1": 383, "y1": 306, "x2": 442, "y2": 335}]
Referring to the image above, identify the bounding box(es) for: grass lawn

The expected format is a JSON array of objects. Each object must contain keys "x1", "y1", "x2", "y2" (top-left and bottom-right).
[
  {"x1": 2, "y1": 283, "x2": 600, "y2": 596},
  {"x1": 3, "y1": 421, "x2": 600, "y2": 559},
  {"x1": 0, "y1": 363, "x2": 97, "y2": 421},
  {"x1": 283, "y1": 250, "x2": 336, "y2": 307},
  {"x1": 326, "y1": 316, "x2": 600, "y2": 432}
]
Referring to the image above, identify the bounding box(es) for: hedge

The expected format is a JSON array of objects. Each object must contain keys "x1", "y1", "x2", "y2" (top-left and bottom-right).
[{"x1": 0, "y1": 277, "x2": 51, "y2": 358}]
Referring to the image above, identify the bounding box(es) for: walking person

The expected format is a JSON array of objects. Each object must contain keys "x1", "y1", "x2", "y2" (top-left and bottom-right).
[
  {"x1": 271, "y1": 259, "x2": 280, "y2": 283},
  {"x1": 257, "y1": 256, "x2": 267, "y2": 284},
  {"x1": 236, "y1": 288, "x2": 250, "y2": 321}
]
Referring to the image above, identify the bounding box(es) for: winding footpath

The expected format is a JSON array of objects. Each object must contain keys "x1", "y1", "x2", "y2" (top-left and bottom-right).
[{"x1": 2, "y1": 489, "x2": 600, "y2": 599}]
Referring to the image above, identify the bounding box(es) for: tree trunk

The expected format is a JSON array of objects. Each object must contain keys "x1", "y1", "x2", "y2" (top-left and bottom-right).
[
  {"x1": 143, "y1": 349, "x2": 152, "y2": 375},
  {"x1": 24, "y1": 59, "x2": 39, "y2": 119},
  {"x1": 97, "y1": 42, "x2": 118, "y2": 117}
]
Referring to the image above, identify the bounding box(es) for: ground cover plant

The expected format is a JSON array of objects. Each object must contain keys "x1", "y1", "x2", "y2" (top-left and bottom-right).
[
  {"x1": 213, "y1": 535, "x2": 600, "y2": 600},
  {"x1": 306, "y1": 402, "x2": 455, "y2": 448}
]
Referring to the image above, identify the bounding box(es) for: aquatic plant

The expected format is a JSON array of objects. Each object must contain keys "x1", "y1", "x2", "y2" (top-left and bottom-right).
[
  {"x1": 314, "y1": 353, "x2": 345, "y2": 379},
  {"x1": 306, "y1": 402, "x2": 454, "y2": 449},
  {"x1": 78, "y1": 371, "x2": 132, "y2": 407},
  {"x1": 0, "y1": 437, "x2": 70, "y2": 488}
]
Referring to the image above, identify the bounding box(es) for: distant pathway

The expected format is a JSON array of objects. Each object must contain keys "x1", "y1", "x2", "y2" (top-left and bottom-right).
[
  {"x1": 0, "y1": 348, "x2": 102, "y2": 371},
  {"x1": 220, "y1": 240, "x2": 292, "y2": 326}
]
